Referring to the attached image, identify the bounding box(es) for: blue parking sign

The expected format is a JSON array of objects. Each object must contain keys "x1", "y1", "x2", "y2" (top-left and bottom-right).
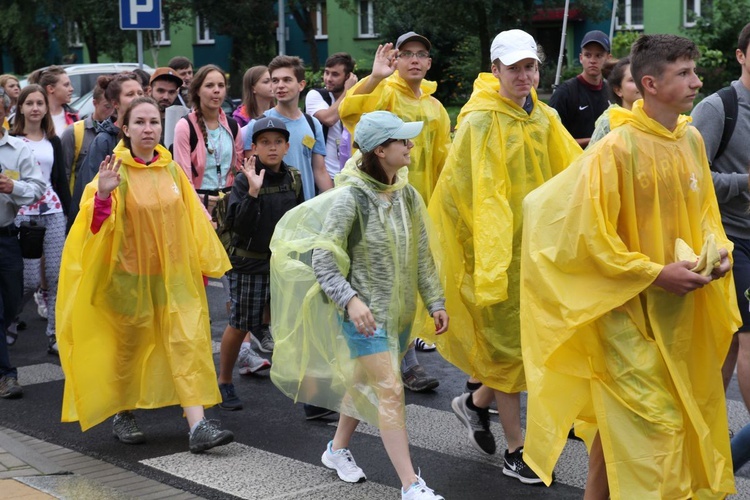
[{"x1": 120, "y1": 0, "x2": 162, "y2": 30}]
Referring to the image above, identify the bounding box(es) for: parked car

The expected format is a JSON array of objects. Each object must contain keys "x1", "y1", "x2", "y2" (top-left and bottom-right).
[
  {"x1": 20, "y1": 63, "x2": 154, "y2": 101},
  {"x1": 71, "y1": 90, "x2": 238, "y2": 121}
]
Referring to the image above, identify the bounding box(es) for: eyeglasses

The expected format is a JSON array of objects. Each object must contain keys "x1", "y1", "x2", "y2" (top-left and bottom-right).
[
  {"x1": 398, "y1": 51, "x2": 430, "y2": 60},
  {"x1": 382, "y1": 138, "x2": 410, "y2": 147}
]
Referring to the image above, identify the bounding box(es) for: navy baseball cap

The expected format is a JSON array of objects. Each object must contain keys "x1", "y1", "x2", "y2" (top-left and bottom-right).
[
  {"x1": 581, "y1": 30, "x2": 611, "y2": 52},
  {"x1": 252, "y1": 117, "x2": 290, "y2": 143}
]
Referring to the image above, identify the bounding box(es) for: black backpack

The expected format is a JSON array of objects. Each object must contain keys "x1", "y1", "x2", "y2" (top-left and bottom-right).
[
  {"x1": 714, "y1": 85, "x2": 739, "y2": 162},
  {"x1": 219, "y1": 168, "x2": 303, "y2": 256},
  {"x1": 310, "y1": 88, "x2": 334, "y2": 142}
]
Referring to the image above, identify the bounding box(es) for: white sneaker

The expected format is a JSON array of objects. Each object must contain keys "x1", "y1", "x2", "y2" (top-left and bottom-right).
[
  {"x1": 238, "y1": 344, "x2": 271, "y2": 375},
  {"x1": 402, "y1": 472, "x2": 444, "y2": 500},
  {"x1": 34, "y1": 288, "x2": 48, "y2": 319},
  {"x1": 321, "y1": 440, "x2": 366, "y2": 483}
]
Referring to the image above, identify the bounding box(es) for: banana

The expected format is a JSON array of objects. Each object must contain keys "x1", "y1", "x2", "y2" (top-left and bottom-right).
[{"x1": 674, "y1": 234, "x2": 721, "y2": 277}]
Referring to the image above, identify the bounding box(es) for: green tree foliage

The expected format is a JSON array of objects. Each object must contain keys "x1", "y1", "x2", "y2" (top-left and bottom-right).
[
  {"x1": 683, "y1": 0, "x2": 750, "y2": 93},
  {"x1": 0, "y1": 1, "x2": 58, "y2": 73},
  {"x1": 193, "y1": 0, "x2": 277, "y2": 90}
]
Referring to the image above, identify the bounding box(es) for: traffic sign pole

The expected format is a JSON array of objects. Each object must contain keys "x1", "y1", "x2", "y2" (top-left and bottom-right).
[{"x1": 137, "y1": 31, "x2": 144, "y2": 69}]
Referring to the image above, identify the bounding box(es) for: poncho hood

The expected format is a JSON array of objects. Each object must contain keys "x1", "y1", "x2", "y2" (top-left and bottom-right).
[
  {"x1": 112, "y1": 141, "x2": 173, "y2": 169},
  {"x1": 610, "y1": 98, "x2": 691, "y2": 140},
  {"x1": 388, "y1": 71, "x2": 438, "y2": 99},
  {"x1": 456, "y1": 73, "x2": 540, "y2": 127}
]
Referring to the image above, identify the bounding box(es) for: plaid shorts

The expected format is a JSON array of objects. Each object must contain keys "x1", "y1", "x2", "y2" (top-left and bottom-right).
[{"x1": 228, "y1": 271, "x2": 270, "y2": 332}]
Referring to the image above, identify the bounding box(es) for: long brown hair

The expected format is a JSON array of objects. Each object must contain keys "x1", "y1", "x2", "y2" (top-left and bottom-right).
[
  {"x1": 188, "y1": 65, "x2": 227, "y2": 152},
  {"x1": 11, "y1": 84, "x2": 56, "y2": 138},
  {"x1": 241, "y1": 65, "x2": 271, "y2": 120},
  {"x1": 357, "y1": 148, "x2": 392, "y2": 185}
]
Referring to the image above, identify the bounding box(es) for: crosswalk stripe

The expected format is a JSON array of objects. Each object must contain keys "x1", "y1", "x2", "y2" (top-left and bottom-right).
[
  {"x1": 140, "y1": 442, "x2": 399, "y2": 499},
  {"x1": 344, "y1": 403, "x2": 750, "y2": 497},
  {"x1": 17, "y1": 363, "x2": 64, "y2": 386}
]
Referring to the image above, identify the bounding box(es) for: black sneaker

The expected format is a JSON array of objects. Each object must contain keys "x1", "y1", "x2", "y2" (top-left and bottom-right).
[
  {"x1": 218, "y1": 383, "x2": 243, "y2": 411},
  {"x1": 252, "y1": 326, "x2": 275, "y2": 353},
  {"x1": 451, "y1": 393, "x2": 496, "y2": 454},
  {"x1": 112, "y1": 412, "x2": 145, "y2": 444},
  {"x1": 47, "y1": 335, "x2": 59, "y2": 355},
  {"x1": 503, "y1": 447, "x2": 544, "y2": 484},
  {"x1": 402, "y1": 365, "x2": 439, "y2": 392},
  {"x1": 189, "y1": 419, "x2": 234, "y2": 453},
  {"x1": 0, "y1": 376, "x2": 23, "y2": 399},
  {"x1": 304, "y1": 404, "x2": 336, "y2": 420}
]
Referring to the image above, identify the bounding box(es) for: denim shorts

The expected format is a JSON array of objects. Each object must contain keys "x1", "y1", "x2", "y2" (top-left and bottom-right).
[{"x1": 341, "y1": 320, "x2": 389, "y2": 358}]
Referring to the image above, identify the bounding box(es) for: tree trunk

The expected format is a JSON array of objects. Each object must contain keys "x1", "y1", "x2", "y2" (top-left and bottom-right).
[
  {"x1": 472, "y1": 1, "x2": 491, "y2": 71},
  {"x1": 291, "y1": 5, "x2": 320, "y2": 72}
]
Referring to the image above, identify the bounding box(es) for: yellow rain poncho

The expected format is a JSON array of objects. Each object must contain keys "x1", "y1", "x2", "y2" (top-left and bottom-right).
[
  {"x1": 57, "y1": 142, "x2": 231, "y2": 431},
  {"x1": 420, "y1": 73, "x2": 581, "y2": 392},
  {"x1": 520, "y1": 102, "x2": 740, "y2": 498},
  {"x1": 269, "y1": 161, "x2": 445, "y2": 429},
  {"x1": 339, "y1": 73, "x2": 450, "y2": 203}
]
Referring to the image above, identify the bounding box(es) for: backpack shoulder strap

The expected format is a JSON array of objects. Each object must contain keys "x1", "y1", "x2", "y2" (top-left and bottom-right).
[
  {"x1": 181, "y1": 115, "x2": 200, "y2": 178},
  {"x1": 715, "y1": 85, "x2": 739, "y2": 162},
  {"x1": 226, "y1": 116, "x2": 240, "y2": 140},
  {"x1": 70, "y1": 120, "x2": 86, "y2": 191},
  {"x1": 315, "y1": 88, "x2": 333, "y2": 106},
  {"x1": 303, "y1": 113, "x2": 316, "y2": 136},
  {"x1": 289, "y1": 167, "x2": 302, "y2": 198}
]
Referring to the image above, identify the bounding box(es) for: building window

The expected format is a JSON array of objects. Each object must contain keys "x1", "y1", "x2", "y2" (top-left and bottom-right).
[
  {"x1": 196, "y1": 14, "x2": 214, "y2": 45},
  {"x1": 358, "y1": 1, "x2": 377, "y2": 38},
  {"x1": 156, "y1": 13, "x2": 171, "y2": 46},
  {"x1": 313, "y1": 2, "x2": 328, "y2": 40},
  {"x1": 684, "y1": 0, "x2": 707, "y2": 28},
  {"x1": 616, "y1": 0, "x2": 644, "y2": 31},
  {"x1": 68, "y1": 22, "x2": 83, "y2": 48}
]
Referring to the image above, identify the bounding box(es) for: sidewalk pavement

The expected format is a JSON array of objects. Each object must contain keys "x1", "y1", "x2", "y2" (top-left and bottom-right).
[{"x1": 0, "y1": 425, "x2": 204, "y2": 499}]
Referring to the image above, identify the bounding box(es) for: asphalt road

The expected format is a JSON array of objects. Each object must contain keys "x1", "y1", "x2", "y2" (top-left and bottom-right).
[{"x1": 1, "y1": 280, "x2": 749, "y2": 499}]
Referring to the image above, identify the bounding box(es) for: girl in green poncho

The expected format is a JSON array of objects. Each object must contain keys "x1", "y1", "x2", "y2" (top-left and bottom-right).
[{"x1": 270, "y1": 111, "x2": 448, "y2": 500}]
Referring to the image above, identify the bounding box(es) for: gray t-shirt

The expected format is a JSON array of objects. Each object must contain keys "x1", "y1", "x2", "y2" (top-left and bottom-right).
[{"x1": 692, "y1": 80, "x2": 750, "y2": 239}]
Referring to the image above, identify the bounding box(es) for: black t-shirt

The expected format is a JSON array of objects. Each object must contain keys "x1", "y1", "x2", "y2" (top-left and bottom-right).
[{"x1": 549, "y1": 75, "x2": 611, "y2": 140}]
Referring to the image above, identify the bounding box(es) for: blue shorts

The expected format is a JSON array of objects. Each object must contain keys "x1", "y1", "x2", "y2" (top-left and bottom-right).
[
  {"x1": 340, "y1": 319, "x2": 410, "y2": 359},
  {"x1": 729, "y1": 234, "x2": 750, "y2": 332}
]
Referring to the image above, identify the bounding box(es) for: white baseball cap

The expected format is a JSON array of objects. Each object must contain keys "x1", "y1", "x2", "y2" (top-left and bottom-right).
[{"x1": 490, "y1": 29, "x2": 540, "y2": 66}]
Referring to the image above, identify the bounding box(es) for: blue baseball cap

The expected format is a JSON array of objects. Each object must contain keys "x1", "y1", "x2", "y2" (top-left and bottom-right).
[
  {"x1": 353, "y1": 111, "x2": 423, "y2": 153},
  {"x1": 581, "y1": 30, "x2": 611, "y2": 52}
]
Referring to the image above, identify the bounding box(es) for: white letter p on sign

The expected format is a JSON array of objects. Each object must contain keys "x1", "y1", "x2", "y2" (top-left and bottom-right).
[{"x1": 130, "y1": 0, "x2": 153, "y2": 24}]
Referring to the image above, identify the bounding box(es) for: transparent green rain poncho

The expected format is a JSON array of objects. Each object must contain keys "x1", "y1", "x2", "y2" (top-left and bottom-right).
[{"x1": 269, "y1": 158, "x2": 445, "y2": 429}]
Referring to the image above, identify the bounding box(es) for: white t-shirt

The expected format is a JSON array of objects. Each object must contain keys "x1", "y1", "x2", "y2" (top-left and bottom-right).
[
  {"x1": 17, "y1": 136, "x2": 63, "y2": 216},
  {"x1": 51, "y1": 111, "x2": 68, "y2": 137},
  {"x1": 305, "y1": 89, "x2": 344, "y2": 179}
]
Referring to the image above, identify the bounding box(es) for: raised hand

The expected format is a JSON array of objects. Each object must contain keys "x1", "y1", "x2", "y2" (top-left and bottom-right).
[
  {"x1": 240, "y1": 155, "x2": 265, "y2": 197},
  {"x1": 370, "y1": 43, "x2": 398, "y2": 81},
  {"x1": 344, "y1": 72, "x2": 359, "y2": 92},
  {"x1": 97, "y1": 155, "x2": 121, "y2": 200}
]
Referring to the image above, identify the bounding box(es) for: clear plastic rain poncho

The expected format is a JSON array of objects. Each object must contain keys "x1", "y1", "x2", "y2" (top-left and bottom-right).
[
  {"x1": 269, "y1": 160, "x2": 445, "y2": 429},
  {"x1": 57, "y1": 142, "x2": 231, "y2": 431},
  {"x1": 417, "y1": 73, "x2": 581, "y2": 392},
  {"x1": 520, "y1": 102, "x2": 741, "y2": 498},
  {"x1": 339, "y1": 73, "x2": 451, "y2": 203}
]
